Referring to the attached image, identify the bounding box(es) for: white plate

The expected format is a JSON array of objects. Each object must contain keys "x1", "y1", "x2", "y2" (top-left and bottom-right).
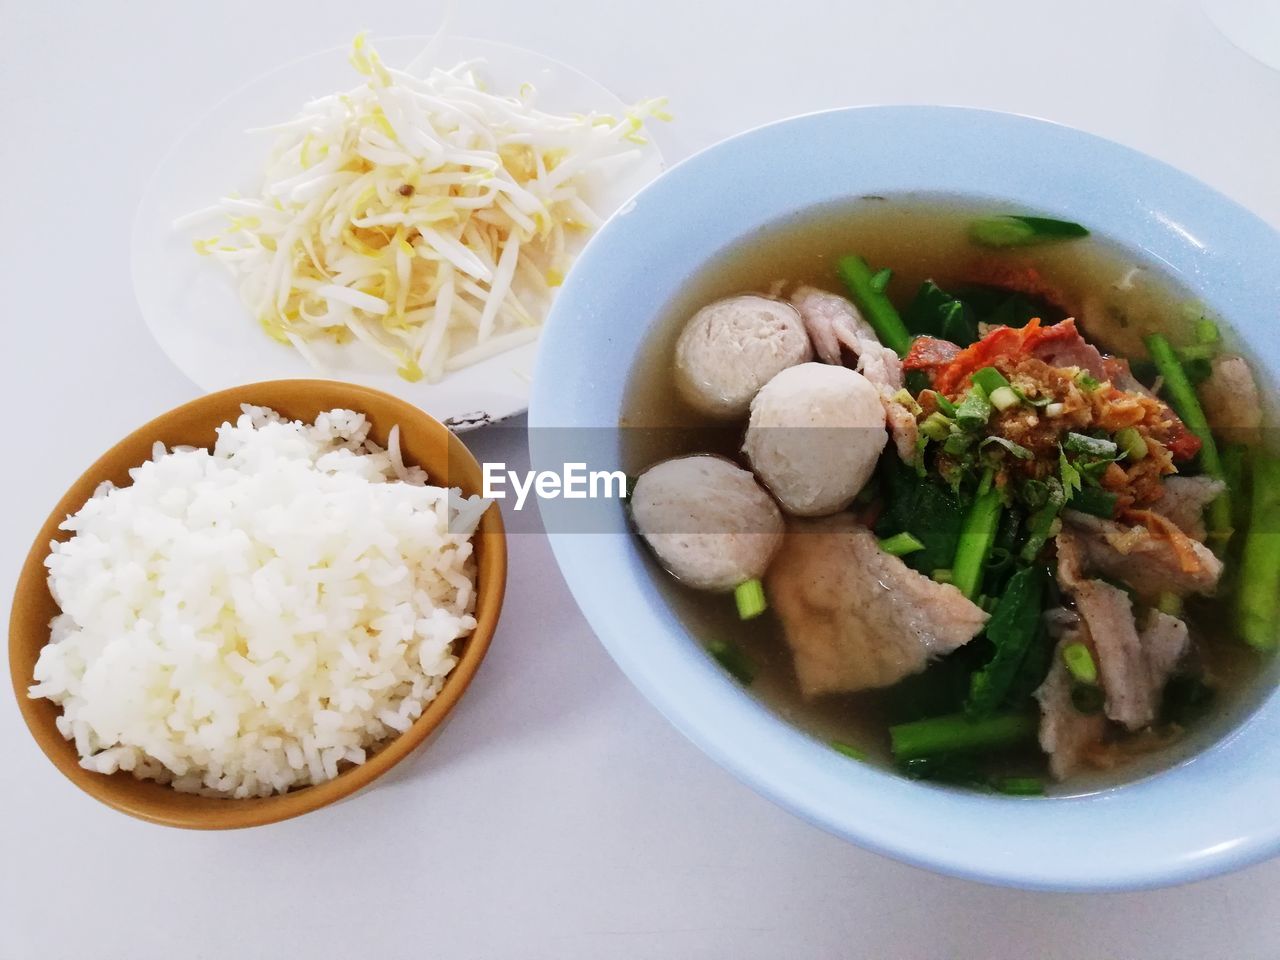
[{"x1": 131, "y1": 35, "x2": 664, "y2": 430}]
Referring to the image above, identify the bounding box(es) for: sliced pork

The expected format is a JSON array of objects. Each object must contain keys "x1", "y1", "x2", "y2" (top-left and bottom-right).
[
  {"x1": 1036, "y1": 630, "x2": 1107, "y2": 780},
  {"x1": 1150, "y1": 476, "x2": 1226, "y2": 542},
  {"x1": 789, "y1": 286, "x2": 918, "y2": 462},
  {"x1": 1073, "y1": 580, "x2": 1155, "y2": 730},
  {"x1": 1199, "y1": 355, "x2": 1263, "y2": 438},
  {"x1": 765, "y1": 515, "x2": 988, "y2": 695},
  {"x1": 1029, "y1": 326, "x2": 1108, "y2": 380},
  {"x1": 1054, "y1": 532, "x2": 1194, "y2": 732},
  {"x1": 1062, "y1": 510, "x2": 1223, "y2": 599}
]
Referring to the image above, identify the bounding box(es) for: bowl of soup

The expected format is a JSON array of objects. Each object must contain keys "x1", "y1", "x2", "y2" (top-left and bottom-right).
[{"x1": 528, "y1": 106, "x2": 1280, "y2": 890}]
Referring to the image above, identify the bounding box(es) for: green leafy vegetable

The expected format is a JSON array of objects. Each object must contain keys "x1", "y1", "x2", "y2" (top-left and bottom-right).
[
  {"x1": 831, "y1": 741, "x2": 869, "y2": 761},
  {"x1": 969, "y1": 215, "x2": 1090, "y2": 248},
  {"x1": 1069, "y1": 486, "x2": 1118, "y2": 519},
  {"x1": 1021, "y1": 478, "x2": 1066, "y2": 563},
  {"x1": 876, "y1": 458, "x2": 971, "y2": 575},
  {"x1": 897, "y1": 754, "x2": 986, "y2": 787},
  {"x1": 980, "y1": 436, "x2": 1034, "y2": 461},
  {"x1": 951, "y1": 471, "x2": 1003, "y2": 599},
  {"x1": 966, "y1": 566, "x2": 1048, "y2": 717},
  {"x1": 1145, "y1": 332, "x2": 1231, "y2": 547},
  {"x1": 890, "y1": 711, "x2": 1037, "y2": 761},
  {"x1": 1238, "y1": 455, "x2": 1280, "y2": 651},
  {"x1": 991, "y1": 776, "x2": 1045, "y2": 796},
  {"x1": 837, "y1": 255, "x2": 913, "y2": 356},
  {"x1": 901, "y1": 279, "x2": 985, "y2": 345},
  {"x1": 706, "y1": 640, "x2": 754, "y2": 685}
]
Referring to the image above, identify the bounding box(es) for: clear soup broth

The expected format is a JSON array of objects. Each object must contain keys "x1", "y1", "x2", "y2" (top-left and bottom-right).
[{"x1": 621, "y1": 195, "x2": 1274, "y2": 795}]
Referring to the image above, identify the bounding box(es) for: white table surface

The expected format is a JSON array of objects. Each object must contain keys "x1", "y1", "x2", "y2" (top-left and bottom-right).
[{"x1": 3, "y1": 2, "x2": 1278, "y2": 958}]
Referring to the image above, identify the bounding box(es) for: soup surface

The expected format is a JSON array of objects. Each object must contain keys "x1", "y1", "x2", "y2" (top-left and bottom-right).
[{"x1": 621, "y1": 195, "x2": 1274, "y2": 795}]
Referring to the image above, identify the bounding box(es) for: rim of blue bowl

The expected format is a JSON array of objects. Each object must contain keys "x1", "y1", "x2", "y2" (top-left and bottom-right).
[{"x1": 528, "y1": 105, "x2": 1280, "y2": 892}]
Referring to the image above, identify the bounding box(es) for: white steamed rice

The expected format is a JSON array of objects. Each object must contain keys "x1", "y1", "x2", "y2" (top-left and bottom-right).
[{"x1": 29, "y1": 405, "x2": 490, "y2": 798}]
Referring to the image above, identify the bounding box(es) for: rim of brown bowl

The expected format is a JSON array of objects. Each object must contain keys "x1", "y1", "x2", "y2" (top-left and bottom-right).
[{"x1": 9, "y1": 380, "x2": 506, "y2": 829}]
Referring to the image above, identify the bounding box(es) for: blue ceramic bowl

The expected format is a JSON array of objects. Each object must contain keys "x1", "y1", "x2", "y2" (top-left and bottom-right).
[{"x1": 528, "y1": 107, "x2": 1280, "y2": 891}]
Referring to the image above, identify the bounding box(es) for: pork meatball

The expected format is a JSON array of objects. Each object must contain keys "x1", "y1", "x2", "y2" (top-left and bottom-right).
[
  {"x1": 674, "y1": 295, "x2": 812, "y2": 418},
  {"x1": 742, "y1": 363, "x2": 887, "y2": 516},
  {"x1": 630, "y1": 455, "x2": 784, "y2": 591}
]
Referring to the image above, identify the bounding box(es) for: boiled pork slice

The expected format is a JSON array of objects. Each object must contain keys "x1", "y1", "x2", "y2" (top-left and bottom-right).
[
  {"x1": 765, "y1": 514, "x2": 988, "y2": 696},
  {"x1": 1198, "y1": 355, "x2": 1262, "y2": 437},
  {"x1": 1150, "y1": 476, "x2": 1226, "y2": 542},
  {"x1": 1036, "y1": 629, "x2": 1107, "y2": 780},
  {"x1": 1062, "y1": 511, "x2": 1223, "y2": 599},
  {"x1": 1054, "y1": 533, "x2": 1193, "y2": 732}
]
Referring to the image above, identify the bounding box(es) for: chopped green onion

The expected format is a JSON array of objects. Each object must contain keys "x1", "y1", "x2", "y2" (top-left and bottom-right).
[
  {"x1": 831, "y1": 741, "x2": 868, "y2": 761},
  {"x1": 1073, "y1": 371, "x2": 1102, "y2": 391},
  {"x1": 1061, "y1": 641, "x2": 1098, "y2": 684},
  {"x1": 1177, "y1": 343, "x2": 1218, "y2": 363},
  {"x1": 920, "y1": 412, "x2": 953, "y2": 441},
  {"x1": 1156, "y1": 591, "x2": 1184, "y2": 617},
  {"x1": 988, "y1": 386, "x2": 1020, "y2": 412},
  {"x1": 1063, "y1": 431, "x2": 1118, "y2": 458},
  {"x1": 943, "y1": 430, "x2": 975, "y2": 455},
  {"x1": 1044, "y1": 402, "x2": 1066, "y2": 418},
  {"x1": 931, "y1": 392, "x2": 959, "y2": 418},
  {"x1": 890, "y1": 711, "x2": 1037, "y2": 761},
  {"x1": 1012, "y1": 387, "x2": 1053, "y2": 408},
  {"x1": 980, "y1": 436, "x2": 1034, "y2": 460},
  {"x1": 971, "y1": 366, "x2": 1012, "y2": 396},
  {"x1": 1069, "y1": 486, "x2": 1118, "y2": 519},
  {"x1": 734, "y1": 579, "x2": 767, "y2": 620},
  {"x1": 892, "y1": 388, "x2": 924, "y2": 416},
  {"x1": 1020, "y1": 478, "x2": 1067, "y2": 563},
  {"x1": 1070, "y1": 682, "x2": 1105, "y2": 715},
  {"x1": 954, "y1": 386, "x2": 994, "y2": 431},
  {"x1": 969, "y1": 215, "x2": 1089, "y2": 248},
  {"x1": 991, "y1": 776, "x2": 1045, "y2": 796},
  {"x1": 837, "y1": 255, "x2": 913, "y2": 356},
  {"x1": 706, "y1": 640, "x2": 754, "y2": 685},
  {"x1": 879, "y1": 532, "x2": 927, "y2": 557},
  {"x1": 1194, "y1": 319, "x2": 1221, "y2": 345},
  {"x1": 1115, "y1": 426, "x2": 1148, "y2": 461}
]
